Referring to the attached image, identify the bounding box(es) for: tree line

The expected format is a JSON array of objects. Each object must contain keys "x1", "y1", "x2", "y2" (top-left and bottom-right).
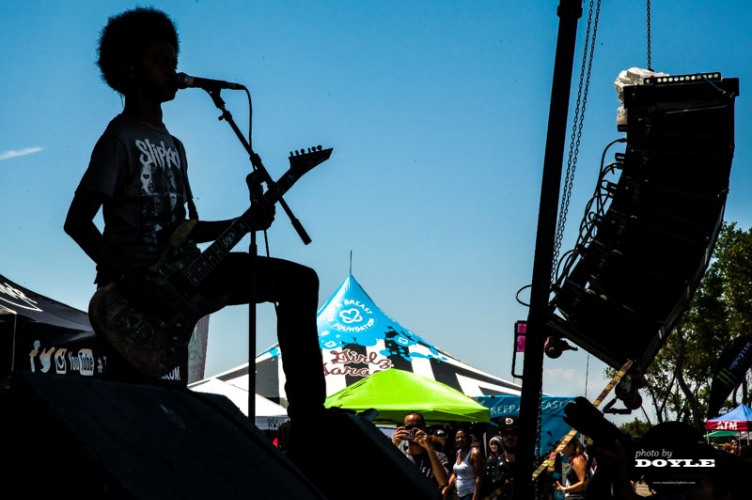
[{"x1": 618, "y1": 222, "x2": 752, "y2": 434}]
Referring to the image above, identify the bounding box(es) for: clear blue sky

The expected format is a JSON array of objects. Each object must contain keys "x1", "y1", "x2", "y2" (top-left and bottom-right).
[{"x1": 2, "y1": 1, "x2": 750, "y2": 417}]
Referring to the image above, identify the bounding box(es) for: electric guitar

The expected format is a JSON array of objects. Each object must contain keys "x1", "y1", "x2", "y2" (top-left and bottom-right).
[{"x1": 89, "y1": 146, "x2": 333, "y2": 377}]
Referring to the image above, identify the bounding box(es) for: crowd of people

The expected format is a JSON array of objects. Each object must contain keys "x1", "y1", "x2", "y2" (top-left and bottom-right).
[
  {"x1": 391, "y1": 411, "x2": 520, "y2": 500},
  {"x1": 386, "y1": 403, "x2": 752, "y2": 500}
]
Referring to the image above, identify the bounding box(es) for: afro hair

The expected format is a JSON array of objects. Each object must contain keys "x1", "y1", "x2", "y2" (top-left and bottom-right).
[{"x1": 97, "y1": 7, "x2": 179, "y2": 94}]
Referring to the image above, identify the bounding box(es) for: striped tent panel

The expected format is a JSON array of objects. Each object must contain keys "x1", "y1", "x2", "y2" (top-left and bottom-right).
[{"x1": 207, "y1": 274, "x2": 521, "y2": 406}]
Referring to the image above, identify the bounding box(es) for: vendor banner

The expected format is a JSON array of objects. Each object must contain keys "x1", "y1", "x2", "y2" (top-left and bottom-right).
[
  {"x1": 0, "y1": 274, "x2": 203, "y2": 385},
  {"x1": 475, "y1": 394, "x2": 575, "y2": 457}
]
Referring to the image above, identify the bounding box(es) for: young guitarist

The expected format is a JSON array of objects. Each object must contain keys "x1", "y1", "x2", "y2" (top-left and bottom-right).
[{"x1": 63, "y1": 8, "x2": 326, "y2": 427}]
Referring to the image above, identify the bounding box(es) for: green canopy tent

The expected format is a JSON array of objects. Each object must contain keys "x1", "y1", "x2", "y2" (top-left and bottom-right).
[
  {"x1": 707, "y1": 430, "x2": 738, "y2": 438},
  {"x1": 705, "y1": 429, "x2": 750, "y2": 441},
  {"x1": 324, "y1": 368, "x2": 490, "y2": 425}
]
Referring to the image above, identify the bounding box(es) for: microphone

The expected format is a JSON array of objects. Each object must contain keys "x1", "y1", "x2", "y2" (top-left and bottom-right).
[{"x1": 176, "y1": 72, "x2": 245, "y2": 91}]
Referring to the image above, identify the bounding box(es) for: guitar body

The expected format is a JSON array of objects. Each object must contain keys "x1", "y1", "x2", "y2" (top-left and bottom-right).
[
  {"x1": 89, "y1": 245, "x2": 226, "y2": 378},
  {"x1": 88, "y1": 146, "x2": 332, "y2": 378}
]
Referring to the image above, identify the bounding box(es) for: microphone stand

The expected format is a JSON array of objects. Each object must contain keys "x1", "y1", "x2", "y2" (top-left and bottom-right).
[{"x1": 204, "y1": 87, "x2": 312, "y2": 421}]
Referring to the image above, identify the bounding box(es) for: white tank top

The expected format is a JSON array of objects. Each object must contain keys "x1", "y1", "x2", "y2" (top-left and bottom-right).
[{"x1": 454, "y1": 449, "x2": 476, "y2": 496}]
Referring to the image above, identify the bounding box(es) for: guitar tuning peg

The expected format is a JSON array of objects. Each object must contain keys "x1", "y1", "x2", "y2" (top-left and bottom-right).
[
  {"x1": 316, "y1": 145, "x2": 322, "y2": 151},
  {"x1": 289, "y1": 151, "x2": 293, "y2": 157}
]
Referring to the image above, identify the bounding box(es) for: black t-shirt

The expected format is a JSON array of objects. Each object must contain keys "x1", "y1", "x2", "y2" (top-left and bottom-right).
[
  {"x1": 405, "y1": 449, "x2": 449, "y2": 482},
  {"x1": 76, "y1": 114, "x2": 193, "y2": 282},
  {"x1": 482, "y1": 457, "x2": 515, "y2": 500}
]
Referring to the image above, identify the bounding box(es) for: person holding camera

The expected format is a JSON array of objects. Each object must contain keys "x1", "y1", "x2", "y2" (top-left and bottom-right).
[{"x1": 392, "y1": 411, "x2": 450, "y2": 490}]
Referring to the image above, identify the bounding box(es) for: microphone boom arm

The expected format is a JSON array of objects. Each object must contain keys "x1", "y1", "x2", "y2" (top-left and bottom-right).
[
  {"x1": 200, "y1": 86, "x2": 313, "y2": 422},
  {"x1": 205, "y1": 88, "x2": 311, "y2": 244}
]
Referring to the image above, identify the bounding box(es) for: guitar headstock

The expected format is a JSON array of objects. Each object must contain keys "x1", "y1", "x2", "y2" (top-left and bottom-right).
[{"x1": 289, "y1": 145, "x2": 333, "y2": 175}]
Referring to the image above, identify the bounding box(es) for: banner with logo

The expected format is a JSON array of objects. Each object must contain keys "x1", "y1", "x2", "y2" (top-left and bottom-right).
[
  {"x1": 475, "y1": 394, "x2": 575, "y2": 456},
  {"x1": 0, "y1": 274, "x2": 187, "y2": 384},
  {"x1": 0, "y1": 274, "x2": 101, "y2": 378},
  {"x1": 705, "y1": 403, "x2": 752, "y2": 431},
  {"x1": 707, "y1": 335, "x2": 752, "y2": 419}
]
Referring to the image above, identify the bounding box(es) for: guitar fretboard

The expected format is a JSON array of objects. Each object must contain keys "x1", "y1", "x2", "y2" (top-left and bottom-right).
[{"x1": 182, "y1": 211, "x2": 253, "y2": 286}]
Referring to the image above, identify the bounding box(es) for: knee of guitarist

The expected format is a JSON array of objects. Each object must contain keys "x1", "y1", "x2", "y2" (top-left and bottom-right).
[{"x1": 286, "y1": 264, "x2": 319, "y2": 302}]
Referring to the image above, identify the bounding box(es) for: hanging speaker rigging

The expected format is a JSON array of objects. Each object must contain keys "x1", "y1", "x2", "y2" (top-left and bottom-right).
[{"x1": 547, "y1": 72, "x2": 739, "y2": 373}]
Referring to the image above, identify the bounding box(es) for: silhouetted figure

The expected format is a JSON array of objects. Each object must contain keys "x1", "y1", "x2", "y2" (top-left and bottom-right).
[{"x1": 64, "y1": 8, "x2": 325, "y2": 427}]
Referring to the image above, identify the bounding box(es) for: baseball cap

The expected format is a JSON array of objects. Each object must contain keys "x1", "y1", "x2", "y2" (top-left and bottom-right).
[{"x1": 499, "y1": 415, "x2": 519, "y2": 431}]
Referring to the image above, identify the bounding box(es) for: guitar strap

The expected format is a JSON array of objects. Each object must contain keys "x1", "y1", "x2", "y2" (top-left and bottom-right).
[
  {"x1": 178, "y1": 139, "x2": 199, "y2": 220},
  {"x1": 186, "y1": 190, "x2": 199, "y2": 220}
]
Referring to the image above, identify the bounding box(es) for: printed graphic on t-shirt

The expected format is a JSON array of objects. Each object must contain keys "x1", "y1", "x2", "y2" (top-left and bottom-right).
[{"x1": 134, "y1": 137, "x2": 183, "y2": 246}]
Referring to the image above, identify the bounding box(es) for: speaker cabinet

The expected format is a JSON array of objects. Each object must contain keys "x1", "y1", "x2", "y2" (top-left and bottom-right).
[
  {"x1": 549, "y1": 73, "x2": 739, "y2": 370},
  {"x1": 288, "y1": 408, "x2": 441, "y2": 500},
  {"x1": 1, "y1": 372, "x2": 325, "y2": 499}
]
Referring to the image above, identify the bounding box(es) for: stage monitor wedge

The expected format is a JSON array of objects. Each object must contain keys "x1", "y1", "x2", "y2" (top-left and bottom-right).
[
  {"x1": 549, "y1": 73, "x2": 739, "y2": 371},
  {"x1": 0, "y1": 372, "x2": 326, "y2": 499}
]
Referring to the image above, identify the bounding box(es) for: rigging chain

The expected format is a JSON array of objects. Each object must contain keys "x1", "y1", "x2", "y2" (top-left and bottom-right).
[
  {"x1": 551, "y1": 0, "x2": 601, "y2": 285},
  {"x1": 647, "y1": 0, "x2": 653, "y2": 70}
]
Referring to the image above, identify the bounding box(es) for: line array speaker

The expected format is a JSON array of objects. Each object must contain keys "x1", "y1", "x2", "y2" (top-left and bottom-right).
[{"x1": 549, "y1": 73, "x2": 739, "y2": 370}]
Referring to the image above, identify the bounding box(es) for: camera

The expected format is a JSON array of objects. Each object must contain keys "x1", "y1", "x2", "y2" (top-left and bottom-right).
[{"x1": 407, "y1": 429, "x2": 417, "y2": 441}]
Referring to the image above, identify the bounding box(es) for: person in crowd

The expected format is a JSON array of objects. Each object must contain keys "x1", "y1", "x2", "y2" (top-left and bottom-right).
[
  {"x1": 443, "y1": 427, "x2": 484, "y2": 500},
  {"x1": 428, "y1": 429, "x2": 449, "y2": 464},
  {"x1": 431, "y1": 428, "x2": 448, "y2": 453},
  {"x1": 479, "y1": 435, "x2": 508, "y2": 499},
  {"x1": 471, "y1": 433, "x2": 483, "y2": 452},
  {"x1": 726, "y1": 439, "x2": 739, "y2": 455},
  {"x1": 498, "y1": 416, "x2": 519, "y2": 464},
  {"x1": 542, "y1": 447, "x2": 565, "y2": 500},
  {"x1": 392, "y1": 411, "x2": 450, "y2": 490},
  {"x1": 555, "y1": 437, "x2": 587, "y2": 499},
  {"x1": 480, "y1": 416, "x2": 519, "y2": 500}
]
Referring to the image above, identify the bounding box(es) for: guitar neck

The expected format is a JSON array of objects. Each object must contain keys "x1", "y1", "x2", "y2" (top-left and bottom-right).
[
  {"x1": 180, "y1": 147, "x2": 332, "y2": 287},
  {"x1": 181, "y1": 208, "x2": 254, "y2": 287}
]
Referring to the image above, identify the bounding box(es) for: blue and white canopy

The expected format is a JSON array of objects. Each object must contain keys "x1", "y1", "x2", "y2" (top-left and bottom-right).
[{"x1": 212, "y1": 274, "x2": 521, "y2": 406}]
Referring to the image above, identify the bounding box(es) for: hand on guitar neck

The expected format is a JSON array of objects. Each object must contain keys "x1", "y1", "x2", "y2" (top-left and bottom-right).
[{"x1": 245, "y1": 170, "x2": 275, "y2": 232}]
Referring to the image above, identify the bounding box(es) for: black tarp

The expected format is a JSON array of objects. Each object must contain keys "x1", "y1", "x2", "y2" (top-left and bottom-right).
[
  {"x1": 0, "y1": 274, "x2": 186, "y2": 383},
  {"x1": 1, "y1": 274, "x2": 102, "y2": 379}
]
